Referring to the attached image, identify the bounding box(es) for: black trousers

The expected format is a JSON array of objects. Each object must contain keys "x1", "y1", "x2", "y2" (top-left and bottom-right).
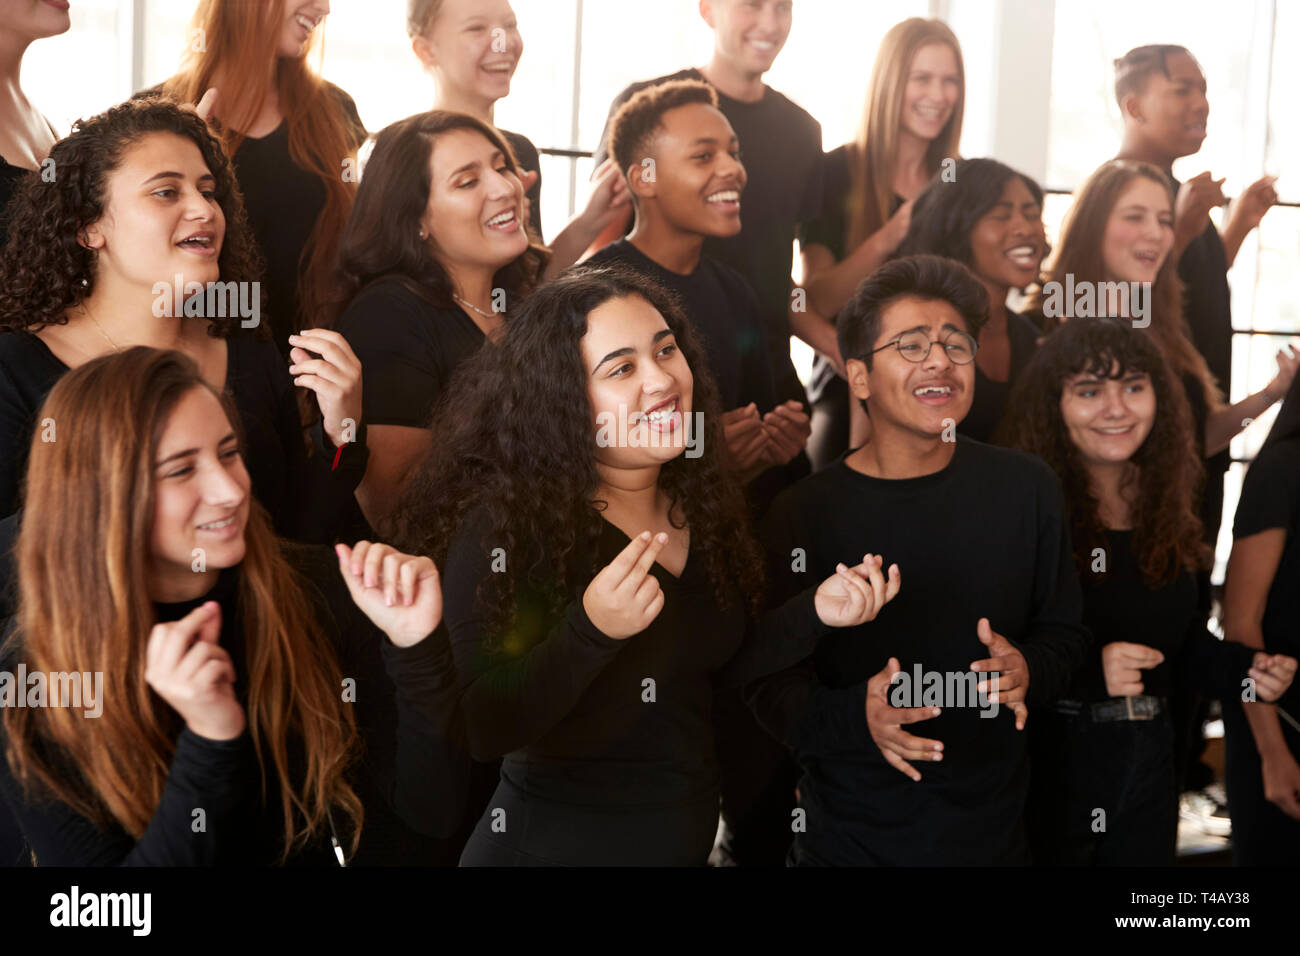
[
  {"x1": 1222, "y1": 697, "x2": 1300, "y2": 865},
  {"x1": 1027, "y1": 707, "x2": 1178, "y2": 865}
]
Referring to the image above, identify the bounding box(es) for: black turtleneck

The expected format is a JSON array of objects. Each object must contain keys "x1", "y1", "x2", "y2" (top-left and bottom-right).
[{"x1": 0, "y1": 546, "x2": 468, "y2": 865}]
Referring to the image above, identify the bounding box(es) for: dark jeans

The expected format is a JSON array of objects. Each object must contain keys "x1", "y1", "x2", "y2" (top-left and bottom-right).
[
  {"x1": 1222, "y1": 697, "x2": 1300, "y2": 865},
  {"x1": 1027, "y1": 707, "x2": 1178, "y2": 865}
]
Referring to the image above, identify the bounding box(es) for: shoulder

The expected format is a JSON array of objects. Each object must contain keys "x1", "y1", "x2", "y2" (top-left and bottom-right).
[
  {"x1": 760, "y1": 87, "x2": 821, "y2": 135},
  {"x1": 338, "y1": 279, "x2": 442, "y2": 334},
  {"x1": 1244, "y1": 439, "x2": 1300, "y2": 491},
  {"x1": 320, "y1": 81, "x2": 367, "y2": 145},
  {"x1": 498, "y1": 129, "x2": 538, "y2": 164},
  {"x1": 959, "y1": 438, "x2": 1056, "y2": 485},
  {"x1": 584, "y1": 240, "x2": 633, "y2": 269},
  {"x1": 0, "y1": 331, "x2": 63, "y2": 392}
]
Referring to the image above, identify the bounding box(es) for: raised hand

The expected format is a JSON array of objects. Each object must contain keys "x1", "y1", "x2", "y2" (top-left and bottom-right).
[
  {"x1": 814, "y1": 553, "x2": 900, "y2": 628},
  {"x1": 144, "y1": 601, "x2": 245, "y2": 741},
  {"x1": 1249, "y1": 651, "x2": 1298, "y2": 703},
  {"x1": 761, "y1": 400, "x2": 812, "y2": 466},
  {"x1": 721, "y1": 404, "x2": 771, "y2": 477},
  {"x1": 866, "y1": 657, "x2": 943, "y2": 782},
  {"x1": 580, "y1": 158, "x2": 632, "y2": 235},
  {"x1": 1263, "y1": 344, "x2": 1299, "y2": 402},
  {"x1": 1100, "y1": 641, "x2": 1164, "y2": 698},
  {"x1": 336, "y1": 541, "x2": 441, "y2": 648},
  {"x1": 1226, "y1": 174, "x2": 1279, "y2": 236},
  {"x1": 288, "y1": 329, "x2": 364, "y2": 448},
  {"x1": 1174, "y1": 171, "x2": 1226, "y2": 250},
  {"x1": 518, "y1": 168, "x2": 540, "y2": 231},
  {"x1": 582, "y1": 531, "x2": 668, "y2": 640},
  {"x1": 882, "y1": 197, "x2": 914, "y2": 254},
  {"x1": 970, "y1": 617, "x2": 1029, "y2": 729}
]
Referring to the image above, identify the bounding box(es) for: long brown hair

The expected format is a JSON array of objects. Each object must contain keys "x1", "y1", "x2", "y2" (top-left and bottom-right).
[
  {"x1": 330, "y1": 110, "x2": 548, "y2": 324},
  {"x1": 2, "y1": 348, "x2": 362, "y2": 861},
  {"x1": 847, "y1": 18, "x2": 964, "y2": 251},
  {"x1": 163, "y1": 0, "x2": 361, "y2": 329},
  {"x1": 1033, "y1": 159, "x2": 1222, "y2": 411}
]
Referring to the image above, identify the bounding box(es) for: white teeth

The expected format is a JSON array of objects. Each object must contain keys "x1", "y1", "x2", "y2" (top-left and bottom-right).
[
  {"x1": 486, "y1": 210, "x2": 515, "y2": 226},
  {"x1": 645, "y1": 402, "x2": 676, "y2": 423},
  {"x1": 914, "y1": 386, "x2": 951, "y2": 396},
  {"x1": 706, "y1": 190, "x2": 739, "y2": 203},
  {"x1": 198, "y1": 516, "x2": 234, "y2": 530}
]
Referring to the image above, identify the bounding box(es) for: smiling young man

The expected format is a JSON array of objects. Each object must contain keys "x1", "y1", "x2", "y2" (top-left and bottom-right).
[
  {"x1": 586, "y1": 79, "x2": 808, "y2": 488},
  {"x1": 747, "y1": 255, "x2": 1090, "y2": 865},
  {"x1": 591, "y1": 0, "x2": 826, "y2": 426}
]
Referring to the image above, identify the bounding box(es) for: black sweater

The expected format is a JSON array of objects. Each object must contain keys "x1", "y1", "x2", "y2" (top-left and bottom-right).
[
  {"x1": 0, "y1": 546, "x2": 467, "y2": 865},
  {"x1": 747, "y1": 439, "x2": 1091, "y2": 865},
  {"x1": 442, "y1": 510, "x2": 830, "y2": 861}
]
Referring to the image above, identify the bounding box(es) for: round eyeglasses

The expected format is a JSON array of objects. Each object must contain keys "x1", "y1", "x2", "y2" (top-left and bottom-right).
[{"x1": 870, "y1": 329, "x2": 979, "y2": 365}]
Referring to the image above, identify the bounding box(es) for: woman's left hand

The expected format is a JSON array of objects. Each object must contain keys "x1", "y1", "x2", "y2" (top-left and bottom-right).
[
  {"x1": 336, "y1": 541, "x2": 442, "y2": 647},
  {"x1": 814, "y1": 553, "x2": 900, "y2": 628},
  {"x1": 1250, "y1": 651, "x2": 1298, "y2": 703},
  {"x1": 289, "y1": 329, "x2": 364, "y2": 447}
]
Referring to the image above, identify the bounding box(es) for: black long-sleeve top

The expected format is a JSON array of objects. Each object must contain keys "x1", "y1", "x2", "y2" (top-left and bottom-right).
[
  {"x1": 441, "y1": 509, "x2": 830, "y2": 860},
  {"x1": 1069, "y1": 529, "x2": 1254, "y2": 703},
  {"x1": 0, "y1": 546, "x2": 468, "y2": 865},
  {"x1": 746, "y1": 439, "x2": 1091, "y2": 865}
]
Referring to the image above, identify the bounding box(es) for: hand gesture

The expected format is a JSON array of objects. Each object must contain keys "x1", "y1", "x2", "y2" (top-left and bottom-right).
[
  {"x1": 582, "y1": 531, "x2": 668, "y2": 640},
  {"x1": 722, "y1": 404, "x2": 771, "y2": 477},
  {"x1": 1249, "y1": 651, "x2": 1297, "y2": 703},
  {"x1": 288, "y1": 329, "x2": 364, "y2": 448},
  {"x1": 518, "y1": 168, "x2": 540, "y2": 232},
  {"x1": 580, "y1": 159, "x2": 632, "y2": 235},
  {"x1": 760, "y1": 400, "x2": 812, "y2": 466},
  {"x1": 866, "y1": 657, "x2": 943, "y2": 782},
  {"x1": 1174, "y1": 171, "x2": 1226, "y2": 250},
  {"x1": 145, "y1": 601, "x2": 245, "y2": 741},
  {"x1": 882, "y1": 198, "x2": 914, "y2": 253},
  {"x1": 814, "y1": 553, "x2": 900, "y2": 628},
  {"x1": 336, "y1": 542, "x2": 442, "y2": 647},
  {"x1": 970, "y1": 617, "x2": 1029, "y2": 729},
  {"x1": 1100, "y1": 641, "x2": 1164, "y2": 698},
  {"x1": 1263, "y1": 343, "x2": 1299, "y2": 402},
  {"x1": 1226, "y1": 175, "x2": 1279, "y2": 236}
]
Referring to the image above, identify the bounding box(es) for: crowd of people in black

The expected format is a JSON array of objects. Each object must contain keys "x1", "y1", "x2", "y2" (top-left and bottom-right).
[{"x1": 0, "y1": 0, "x2": 1297, "y2": 868}]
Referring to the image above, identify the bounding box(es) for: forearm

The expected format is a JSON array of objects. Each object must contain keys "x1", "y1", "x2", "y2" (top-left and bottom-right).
[
  {"x1": 716, "y1": 585, "x2": 829, "y2": 689},
  {"x1": 1207, "y1": 390, "x2": 1276, "y2": 456},
  {"x1": 788, "y1": 304, "x2": 843, "y2": 371},
  {"x1": 805, "y1": 232, "x2": 893, "y2": 317},
  {"x1": 543, "y1": 214, "x2": 602, "y2": 278}
]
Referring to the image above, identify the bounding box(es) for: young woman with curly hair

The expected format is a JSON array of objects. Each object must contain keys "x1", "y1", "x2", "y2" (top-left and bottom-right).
[
  {"x1": 0, "y1": 98, "x2": 365, "y2": 547},
  {"x1": 332, "y1": 110, "x2": 548, "y2": 536},
  {"x1": 0, "y1": 348, "x2": 466, "y2": 865},
  {"x1": 1035, "y1": 159, "x2": 1298, "y2": 462},
  {"x1": 159, "y1": 0, "x2": 366, "y2": 355},
  {"x1": 401, "y1": 264, "x2": 896, "y2": 866},
  {"x1": 999, "y1": 318, "x2": 1295, "y2": 864},
  {"x1": 894, "y1": 157, "x2": 1049, "y2": 442}
]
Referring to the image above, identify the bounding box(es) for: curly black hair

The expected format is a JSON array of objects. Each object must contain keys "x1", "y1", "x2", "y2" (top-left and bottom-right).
[
  {"x1": 895, "y1": 157, "x2": 1048, "y2": 274},
  {"x1": 997, "y1": 317, "x2": 1208, "y2": 586},
  {"x1": 0, "y1": 97, "x2": 263, "y2": 336},
  {"x1": 398, "y1": 263, "x2": 765, "y2": 646}
]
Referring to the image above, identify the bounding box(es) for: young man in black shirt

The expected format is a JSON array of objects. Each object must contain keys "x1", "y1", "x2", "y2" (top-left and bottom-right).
[
  {"x1": 586, "y1": 79, "x2": 809, "y2": 486},
  {"x1": 591, "y1": 0, "x2": 829, "y2": 420},
  {"x1": 748, "y1": 255, "x2": 1090, "y2": 865}
]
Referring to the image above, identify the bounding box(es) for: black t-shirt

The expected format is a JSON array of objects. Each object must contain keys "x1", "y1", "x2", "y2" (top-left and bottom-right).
[
  {"x1": 226, "y1": 83, "x2": 367, "y2": 355},
  {"x1": 336, "y1": 278, "x2": 487, "y2": 430},
  {"x1": 585, "y1": 239, "x2": 775, "y2": 412},
  {"x1": 441, "y1": 508, "x2": 828, "y2": 865},
  {"x1": 963, "y1": 311, "x2": 1042, "y2": 443},
  {"x1": 1068, "y1": 529, "x2": 1252, "y2": 702},
  {"x1": 0, "y1": 329, "x2": 366, "y2": 540},
  {"x1": 748, "y1": 439, "x2": 1090, "y2": 865},
  {"x1": 499, "y1": 128, "x2": 543, "y2": 238},
  {"x1": 1233, "y1": 436, "x2": 1300, "y2": 711},
  {"x1": 595, "y1": 68, "x2": 823, "y2": 405},
  {"x1": 0, "y1": 546, "x2": 468, "y2": 865}
]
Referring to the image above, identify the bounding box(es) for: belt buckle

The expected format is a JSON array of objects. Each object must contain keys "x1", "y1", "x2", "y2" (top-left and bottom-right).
[{"x1": 1126, "y1": 696, "x2": 1153, "y2": 721}]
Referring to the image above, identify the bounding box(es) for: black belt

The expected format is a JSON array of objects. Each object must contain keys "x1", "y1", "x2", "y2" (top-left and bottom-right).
[{"x1": 1055, "y1": 695, "x2": 1165, "y2": 722}]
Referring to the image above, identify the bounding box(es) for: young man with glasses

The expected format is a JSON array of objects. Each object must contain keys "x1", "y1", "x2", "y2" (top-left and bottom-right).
[{"x1": 748, "y1": 254, "x2": 1091, "y2": 865}]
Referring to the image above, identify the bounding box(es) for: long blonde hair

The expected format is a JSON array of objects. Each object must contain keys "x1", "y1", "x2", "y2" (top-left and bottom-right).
[
  {"x1": 2, "y1": 348, "x2": 363, "y2": 861},
  {"x1": 848, "y1": 18, "x2": 964, "y2": 251},
  {"x1": 1034, "y1": 160, "x2": 1222, "y2": 411},
  {"x1": 163, "y1": 0, "x2": 360, "y2": 329}
]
